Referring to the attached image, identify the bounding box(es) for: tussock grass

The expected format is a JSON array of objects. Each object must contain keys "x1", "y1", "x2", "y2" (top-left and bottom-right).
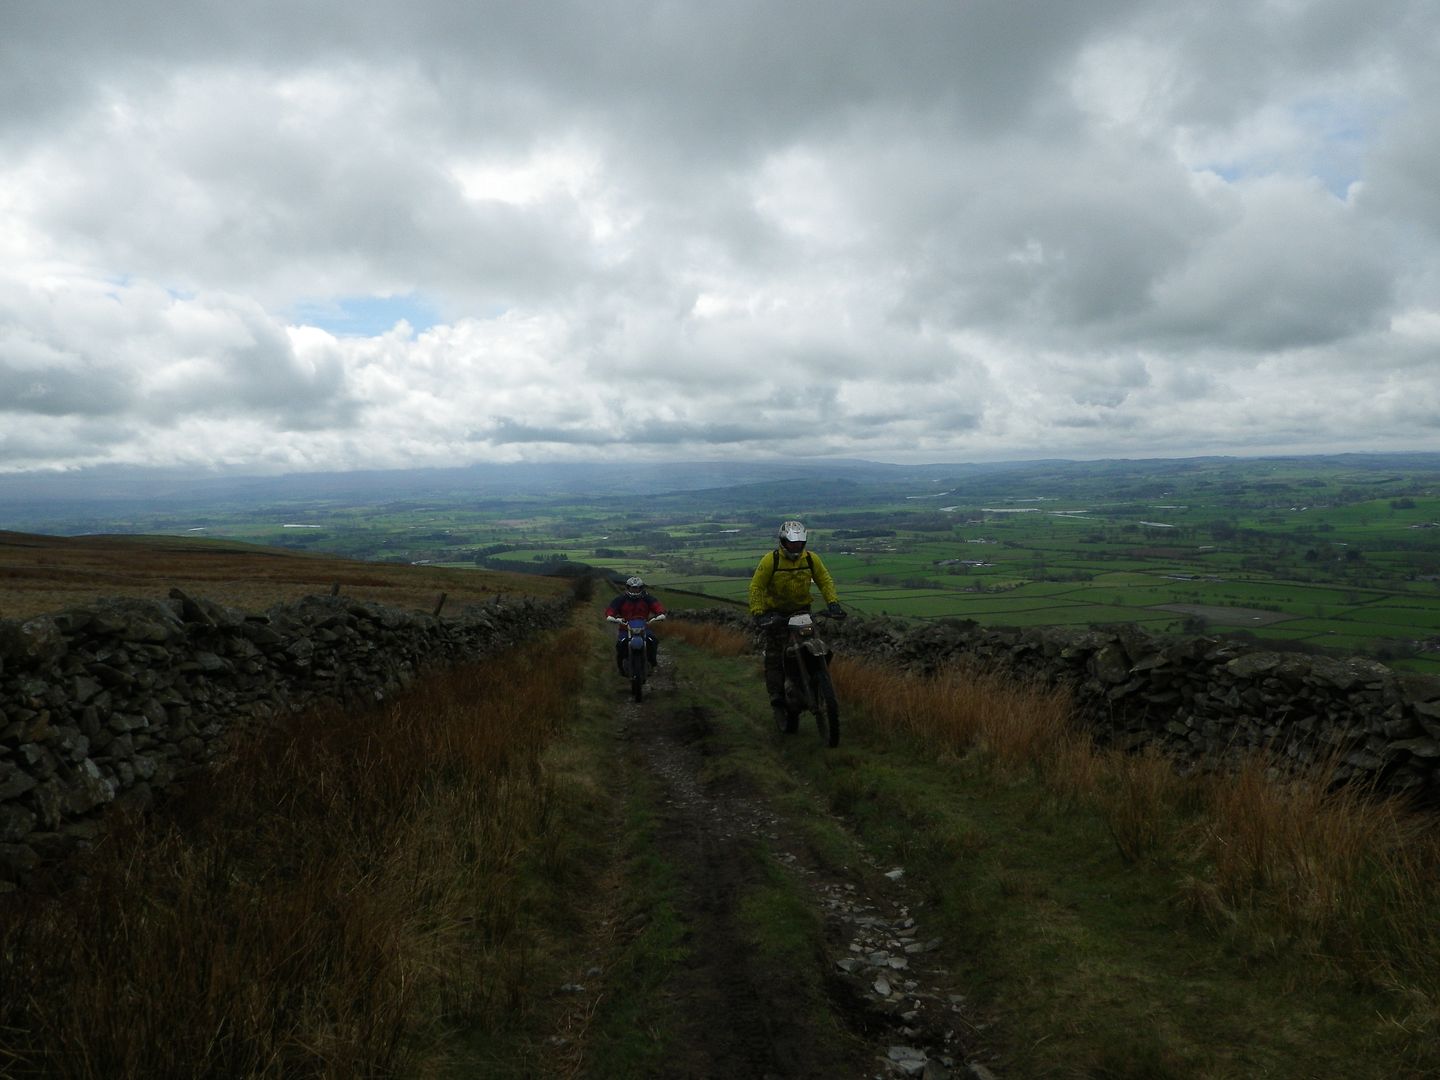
[
  {"x1": 829, "y1": 657, "x2": 1073, "y2": 772},
  {"x1": 1094, "y1": 745, "x2": 1186, "y2": 864},
  {"x1": 1192, "y1": 757, "x2": 1440, "y2": 1005},
  {"x1": 833, "y1": 652, "x2": 1440, "y2": 1011},
  {"x1": 680, "y1": 633, "x2": 1440, "y2": 1072},
  {"x1": 663, "y1": 619, "x2": 753, "y2": 656},
  {"x1": 0, "y1": 629, "x2": 587, "y2": 1079}
]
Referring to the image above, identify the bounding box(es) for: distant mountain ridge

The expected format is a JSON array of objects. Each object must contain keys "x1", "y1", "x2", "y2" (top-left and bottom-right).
[
  {"x1": 2, "y1": 451, "x2": 1437, "y2": 521},
  {"x1": 0, "y1": 459, "x2": 902, "y2": 506}
]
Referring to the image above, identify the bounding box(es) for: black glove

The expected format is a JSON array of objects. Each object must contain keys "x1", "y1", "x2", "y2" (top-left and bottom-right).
[
  {"x1": 754, "y1": 612, "x2": 777, "y2": 629},
  {"x1": 826, "y1": 602, "x2": 846, "y2": 620}
]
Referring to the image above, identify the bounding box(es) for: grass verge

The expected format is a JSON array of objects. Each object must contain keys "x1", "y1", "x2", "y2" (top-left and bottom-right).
[{"x1": 669, "y1": 619, "x2": 1440, "y2": 1078}]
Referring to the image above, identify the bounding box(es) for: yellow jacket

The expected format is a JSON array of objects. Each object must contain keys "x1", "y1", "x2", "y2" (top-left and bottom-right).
[{"x1": 748, "y1": 548, "x2": 839, "y2": 616}]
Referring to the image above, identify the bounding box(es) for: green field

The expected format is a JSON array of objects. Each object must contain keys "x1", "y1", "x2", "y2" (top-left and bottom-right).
[{"x1": 14, "y1": 454, "x2": 1440, "y2": 673}]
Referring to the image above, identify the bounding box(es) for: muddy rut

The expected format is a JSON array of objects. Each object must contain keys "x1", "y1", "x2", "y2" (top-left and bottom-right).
[{"x1": 601, "y1": 653, "x2": 998, "y2": 1080}]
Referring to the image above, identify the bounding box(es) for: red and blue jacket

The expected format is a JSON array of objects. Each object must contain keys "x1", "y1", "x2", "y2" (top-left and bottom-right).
[{"x1": 605, "y1": 592, "x2": 665, "y2": 622}]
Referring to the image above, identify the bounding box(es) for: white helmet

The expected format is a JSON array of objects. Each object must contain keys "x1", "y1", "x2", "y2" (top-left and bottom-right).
[
  {"x1": 777, "y1": 520, "x2": 807, "y2": 555},
  {"x1": 625, "y1": 575, "x2": 645, "y2": 595}
]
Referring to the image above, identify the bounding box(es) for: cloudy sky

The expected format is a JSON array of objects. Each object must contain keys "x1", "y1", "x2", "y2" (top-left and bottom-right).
[{"x1": 2, "y1": 0, "x2": 1438, "y2": 475}]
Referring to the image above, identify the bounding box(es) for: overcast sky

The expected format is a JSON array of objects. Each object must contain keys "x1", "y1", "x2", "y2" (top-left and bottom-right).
[{"x1": 2, "y1": 0, "x2": 1438, "y2": 475}]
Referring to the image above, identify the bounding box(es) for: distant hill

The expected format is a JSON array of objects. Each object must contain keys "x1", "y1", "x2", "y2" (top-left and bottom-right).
[
  {"x1": 4, "y1": 451, "x2": 1439, "y2": 536},
  {"x1": 0, "y1": 531, "x2": 564, "y2": 621},
  {"x1": 0, "y1": 459, "x2": 903, "y2": 507},
  {"x1": 6, "y1": 451, "x2": 1437, "y2": 508}
]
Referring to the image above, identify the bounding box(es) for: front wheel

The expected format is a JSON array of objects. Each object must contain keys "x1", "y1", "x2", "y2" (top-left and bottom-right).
[
  {"x1": 629, "y1": 647, "x2": 647, "y2": 702},
  {"x1": 811, "y1": 662, "x2": 840, "y2": 747}
]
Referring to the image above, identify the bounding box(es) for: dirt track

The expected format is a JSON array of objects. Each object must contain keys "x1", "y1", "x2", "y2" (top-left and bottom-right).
[{"x1": 606, "y1": 653, "x2": 990, "y2": 1080}]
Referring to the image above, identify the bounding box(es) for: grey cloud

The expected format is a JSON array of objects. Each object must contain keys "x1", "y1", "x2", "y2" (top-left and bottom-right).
[
  {"x1": 871, "y1": 408, "x2": 983, "y2": 435},
  {"x1": 480, "y1": 421, "x2": 611, "y2": 447},
  {"x1": 1141, "y1": 180, "x2": 1394, "y2": 350},
  {"x1": 858, "y1": 127, "x2": 1215, "y2": 337},
  {"x1": 1117, "y1": 0, "x2": 1416, "y2": 129},
  {"x1": 1, "y1": 0, "x2": 1437, "y2": 472},
  {"x1": 0, "y1": 416, "x2": 138, "y2": 468},
  {"x1": 27, "y1": 77, "x2": 594, "y2": 312},
  {"x1": 482, "y1": 417, "x2": 776, "y2": 447},
  {"x1": 0, "y1": 326, "x2": 135, "y2": 416},
  {"x1": 0, "y1": 365, "x2": 133, "y2": 417},
  {"x1": 1360, "y1": 62, "x2": 1440, "y2": 241},
  {"x1": 1052, "y1": 411, "x2": 1142, "y2": 431},
  {"x1": 0, "y1": 283, "x2": 358, "y2": 431}
]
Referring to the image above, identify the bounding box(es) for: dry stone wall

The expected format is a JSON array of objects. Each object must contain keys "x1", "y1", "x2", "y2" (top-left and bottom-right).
[
  {"x1": 0, "y1": 589, "x2": 571, "y2": 887},
  {"x1": 683, "y1": 609, "x2": 1440, "y2": 804}
]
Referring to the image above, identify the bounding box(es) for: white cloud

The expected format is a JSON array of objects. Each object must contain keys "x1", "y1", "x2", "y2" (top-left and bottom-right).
[{"x1": 0, "y1": 0, "x2": 1437, "y2": 474}]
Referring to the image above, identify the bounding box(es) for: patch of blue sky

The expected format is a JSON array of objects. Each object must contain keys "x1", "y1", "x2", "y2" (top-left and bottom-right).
[
  {"x1": 1204, "y1": 164, "x2": 1244, "y2": 183},
  {"x1": 1290, "y1": 96, "x2": 1377, "y2": 198},
  {"x1": 102, "y1": 277, "x2": 202, "y2": 303},
  {"x1": 1197, "y1": 95, "x2": 1395, "y2": 199},
  {"x1": 100, "y1": 274, "x2": 139, "y2": 302},
  {"x1": 292, "y1": 293, "x2": 441, "y2": 337}
]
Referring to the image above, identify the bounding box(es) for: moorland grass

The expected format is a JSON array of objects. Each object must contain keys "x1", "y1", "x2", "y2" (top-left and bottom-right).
[
  {"x1": 0, "y1": 530, "x2": 565, "y2": 620},
  {"x1": 0, "y1": 629, "x2": 587, "y2": 1079},
  {"x1": 667, "y1": 620, "x2": 1440, "y2": 1077}
]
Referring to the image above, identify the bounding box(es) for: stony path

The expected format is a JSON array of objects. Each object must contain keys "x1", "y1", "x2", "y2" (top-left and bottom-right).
[{"x1": 602, "y1": 653, "x2": 1002, "y2": 1080}]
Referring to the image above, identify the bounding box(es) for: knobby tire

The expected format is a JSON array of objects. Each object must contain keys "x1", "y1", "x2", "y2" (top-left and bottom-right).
[
  {"x1": 813, "y1": 662, "x2": 840, "y2": 747},
  {"x1": 630, "y1": 645, "x2": 647, "y2": 702}
]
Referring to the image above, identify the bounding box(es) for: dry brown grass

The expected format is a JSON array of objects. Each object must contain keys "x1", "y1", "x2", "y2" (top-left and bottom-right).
[
  {"x1": 1093, "y1": 744, "x2": 1186, "y2": 863},
  {"x1": 1192, "y1": 757, "x2": 1440, "y2": 975},
  {"x1": 829, "y1": 650, "x2": 1440, "y2": 1012},
  {"x1": 0, "y1": 628, "x2": 588, "y2": 1078},
  {"x1": 664, "y1": 619, "x2": 753, "y2": 656},
  {"x1": 666, "y1": 622, "x2": 1440, "y2": 1060},
  {"x1": 828, "y1": 656, "x2": 1074, "y2": 769},
  {"x1": 0, "y1": 530, "x2": 566, "y2": 619},
  {"x1": 0, "y1": 532, "x2": 580, "y2": 1075}
]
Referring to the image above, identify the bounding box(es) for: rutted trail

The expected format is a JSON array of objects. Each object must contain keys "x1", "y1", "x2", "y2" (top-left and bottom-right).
[{"x1": 601, "y1": 648, "x2": 997, "y2": 1080}]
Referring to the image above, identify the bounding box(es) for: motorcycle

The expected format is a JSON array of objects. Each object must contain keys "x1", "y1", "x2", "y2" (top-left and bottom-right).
[
  {"x1": 771, "y1": 610, "x2": 841, "y2": 747},
  {"x1": 608, "y1": 613, "x2": 665, "y2": 701}
]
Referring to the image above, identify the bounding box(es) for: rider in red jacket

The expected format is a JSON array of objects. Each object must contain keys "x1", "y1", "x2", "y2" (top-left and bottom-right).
[{"x1": 605, "y1": 575, "x2": 666, "y2": 674}]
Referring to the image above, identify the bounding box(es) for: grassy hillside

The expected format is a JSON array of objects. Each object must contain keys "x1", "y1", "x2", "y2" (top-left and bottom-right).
[
  {"x1": 7, "y1": 454, "x2": 1440, "y2": 670},
  {"x1": 2, "y1": 542, "x2": 1436, "y2": 1076},
  {"x1": 0, "y1": 530, "x2": 569, "y2": 621}
]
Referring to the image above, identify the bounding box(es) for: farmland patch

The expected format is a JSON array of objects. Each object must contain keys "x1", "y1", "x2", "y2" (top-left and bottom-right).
[{"x1": 1155, "y1": 603, "x2": 1298, "y2": 626}]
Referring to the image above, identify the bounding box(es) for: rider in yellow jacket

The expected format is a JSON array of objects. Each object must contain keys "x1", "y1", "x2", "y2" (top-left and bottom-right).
[{"x1": 748, "y1": 520, "x2": 845, "y2": 725}]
